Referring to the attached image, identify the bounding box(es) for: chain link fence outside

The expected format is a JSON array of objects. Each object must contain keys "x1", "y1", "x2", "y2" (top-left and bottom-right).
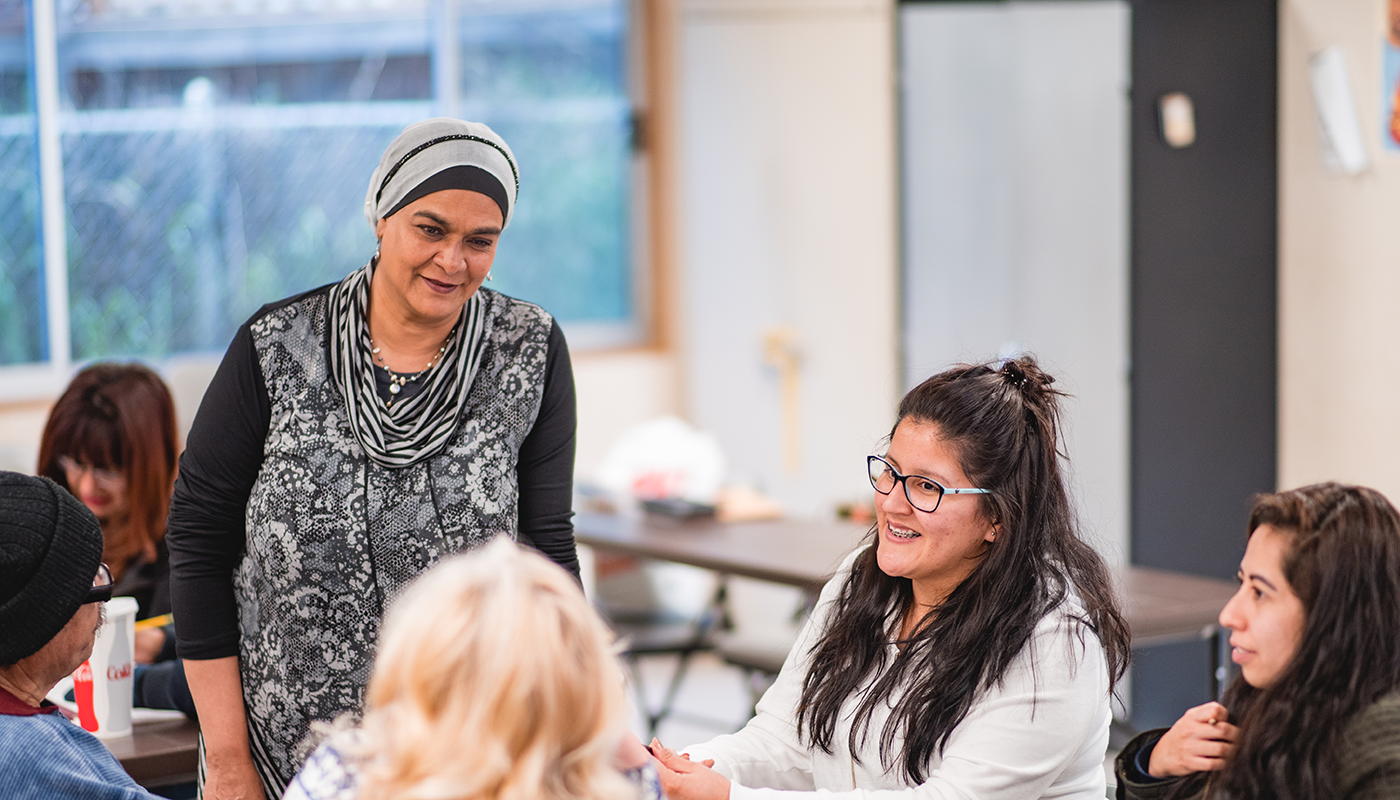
[
  {"x1": 58, "y1": 100, "x2": 632, "y2": 361},
  {"x1": 64, "y1": 108, "x2": 407, "y2": 360},
  {"x1": 2, "y1": 0, "x2": 635, "y2": 367},
  {"x1": 0, "y1": 117, "x2": 43, "y2": 366}
]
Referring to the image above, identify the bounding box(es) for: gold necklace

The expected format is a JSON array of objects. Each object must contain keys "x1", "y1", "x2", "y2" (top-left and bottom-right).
[{"x1": 370, "y1": 328, "x2": 454, "y2": 408}]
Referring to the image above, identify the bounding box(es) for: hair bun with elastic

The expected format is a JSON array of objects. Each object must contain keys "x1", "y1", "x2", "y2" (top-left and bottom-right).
[
  {"x1": 998, "y1": 356, "x2": 1055, "y2": 394},
  {"x1": 999, "y1": 360, "x2": 1028, "y2": 389}
]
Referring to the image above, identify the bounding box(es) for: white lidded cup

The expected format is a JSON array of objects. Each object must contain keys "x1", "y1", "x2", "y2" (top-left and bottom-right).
[{"x1": 72, "y1": 596, "x2": 138, "y2": 738}]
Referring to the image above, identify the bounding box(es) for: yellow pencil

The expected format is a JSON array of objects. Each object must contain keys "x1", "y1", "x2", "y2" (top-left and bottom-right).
[{"x1": 135, "y1": 613, "x2": 173, "y2": 631}]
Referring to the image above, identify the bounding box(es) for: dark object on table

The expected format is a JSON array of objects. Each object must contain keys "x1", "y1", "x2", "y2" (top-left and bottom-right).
[{"x1": 641, "y1": 498, "x2": 716, "y2": 519}]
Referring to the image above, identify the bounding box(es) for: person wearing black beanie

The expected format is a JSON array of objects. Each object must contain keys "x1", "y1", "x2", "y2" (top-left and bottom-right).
[{"x1": 0, "y1": 471, "x2": 155, "y2": 799}]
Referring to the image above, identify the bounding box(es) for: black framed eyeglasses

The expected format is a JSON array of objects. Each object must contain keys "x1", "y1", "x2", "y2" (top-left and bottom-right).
[
  {"x1": 86, "y1": 563, "x2": 113, "y2": 605},
  {"x1": 866, "y1": 455, "x2": 990, "y2": 514}
]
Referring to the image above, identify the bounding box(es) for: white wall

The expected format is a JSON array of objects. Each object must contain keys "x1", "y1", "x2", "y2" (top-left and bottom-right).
[
  {"x1": 677, "y1": 0, "x2": 901, "y2": 517},
  {"x1": 573, "y1": 349, "x2": 681, "y2": 478},
  {"x1": 899, "y1": 1, "x2": 1130, "y2": 563},
  {"x1": 1278, "y1": 0, "x2": 1400, "y2": 500},
  {"x1": 0, "y1": 402, "x2": 49, "y2": 474}
]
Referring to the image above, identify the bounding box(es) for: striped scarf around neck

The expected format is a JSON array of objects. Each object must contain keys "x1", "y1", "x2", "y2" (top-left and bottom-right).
[{"x1": 327, "y1": 259, "x2": 490, "y2": 468}]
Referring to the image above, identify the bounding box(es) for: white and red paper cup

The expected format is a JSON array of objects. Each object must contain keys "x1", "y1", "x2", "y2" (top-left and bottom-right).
[{"x1": 72, "y1": 596, "x2": 138, "y2": 738}]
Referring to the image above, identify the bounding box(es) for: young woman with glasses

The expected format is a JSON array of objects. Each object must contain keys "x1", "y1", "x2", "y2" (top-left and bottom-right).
[
  {"x1": 1114, "y1": 483, "x2": 1400, "y2": 799},
  {"x1": 652, "y1": 356, "x2": 1131, "y2": 800}
]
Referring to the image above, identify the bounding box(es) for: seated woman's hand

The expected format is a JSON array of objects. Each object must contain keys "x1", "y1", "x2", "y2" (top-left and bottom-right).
[
  {"x1": 650, "y1": 738, "x2": 727, "y2": 800},
  {"x1": 1147, "y1": 701, "x2": 1239, "y2": 778},
  {"x1": 134, "y1": 627, "x2": 166, "y2": 664}
]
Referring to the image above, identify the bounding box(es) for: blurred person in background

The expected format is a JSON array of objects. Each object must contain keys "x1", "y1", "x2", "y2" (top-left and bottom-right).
[
  {"x1": 38, "y1": 363, "x2": 193, "y2": 716},
  {"x1": 284, "y1": 538, "x2": 657, "y2": 800},
  {"x1": 1114, "y1": 483, "x2": 1400, "y2": 799},
  {"x1": 167, "y1": 118, "x2": 578, "y2": 799},
  {"x1": 0, "y1": 471, "x2": 156, "y2": 799}
]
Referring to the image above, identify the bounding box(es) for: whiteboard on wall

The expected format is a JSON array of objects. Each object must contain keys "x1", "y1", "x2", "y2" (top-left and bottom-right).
[{"x1": 899, "y1": 0, "x2": 1130, "y2": 562}]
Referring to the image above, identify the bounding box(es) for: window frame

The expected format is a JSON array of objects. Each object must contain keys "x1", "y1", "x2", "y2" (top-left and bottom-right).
[{"x1": 0, "y1": 0, "x2": 664, "y2": 401}]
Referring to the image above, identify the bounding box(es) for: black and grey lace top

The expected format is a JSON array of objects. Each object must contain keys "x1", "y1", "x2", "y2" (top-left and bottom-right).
[{"x1": 166, "y1": 283, "x2": 578, "y2": 795}]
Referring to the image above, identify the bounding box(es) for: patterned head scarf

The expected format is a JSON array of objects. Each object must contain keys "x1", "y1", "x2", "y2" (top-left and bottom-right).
[{"x1": 363, "y1": 117, "x2": 519, "y2": 230}]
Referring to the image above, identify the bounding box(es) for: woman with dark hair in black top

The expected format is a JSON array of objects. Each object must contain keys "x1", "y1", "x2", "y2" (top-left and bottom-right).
[{"x1": 1115, "y1": 483, "x2": 1400, "y2": 800}]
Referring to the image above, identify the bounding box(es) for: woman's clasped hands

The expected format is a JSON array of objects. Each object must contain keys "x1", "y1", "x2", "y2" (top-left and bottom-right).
[
  {"x1": 1148, "y1": 701, "x2": 1239, "y2": 778},
  {"x1": 649, "y1": 738, "x2": 728, "y2": 800}
]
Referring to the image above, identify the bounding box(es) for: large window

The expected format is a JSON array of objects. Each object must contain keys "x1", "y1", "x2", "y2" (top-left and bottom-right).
[
  {"x1": 0, "y1": 0, "x2": 640, "y2": 391},
  {"x1": 0, "y1": 0, "x2": 40, "y2": 365}
]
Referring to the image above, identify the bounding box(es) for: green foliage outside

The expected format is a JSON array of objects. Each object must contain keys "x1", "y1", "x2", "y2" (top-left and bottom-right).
[{"x1": 4, "y1": 1, "x2": 634, "y2": 365}]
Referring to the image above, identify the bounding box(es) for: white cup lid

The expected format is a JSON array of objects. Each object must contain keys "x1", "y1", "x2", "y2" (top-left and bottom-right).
[{"x1": 104, "y1": 596, "x2": 139, "y2": 617}]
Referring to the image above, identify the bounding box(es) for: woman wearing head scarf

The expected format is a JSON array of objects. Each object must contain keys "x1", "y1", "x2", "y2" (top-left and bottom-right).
[{"x1": 166, "y1": 119, "x2": 579, "y2": 800}]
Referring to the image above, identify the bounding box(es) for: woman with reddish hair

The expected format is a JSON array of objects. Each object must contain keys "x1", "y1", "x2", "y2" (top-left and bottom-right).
[
  {"x1": 39, "y1": 363, "x2": 178, "y2": 609},
  {"x1": 38, "y1": 363, "x2": 192, "y2": 714}
]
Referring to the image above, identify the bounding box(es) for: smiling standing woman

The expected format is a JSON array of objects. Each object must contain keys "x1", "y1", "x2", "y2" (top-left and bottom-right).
[
  {"x1": 166, "y1": 119, "x2": 579, "y2": 800},
  {"x1": 1114, "y1": 483, "x2": 1400, "y2": 800},
  {"x1": 652, "y1": 357, "x2": 1131, "y2": 800}
]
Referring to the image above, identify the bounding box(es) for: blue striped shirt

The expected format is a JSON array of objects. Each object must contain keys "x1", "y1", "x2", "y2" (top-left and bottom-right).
[{"x1": 0, "y1": 690, "x2": 153, "y2": 800}]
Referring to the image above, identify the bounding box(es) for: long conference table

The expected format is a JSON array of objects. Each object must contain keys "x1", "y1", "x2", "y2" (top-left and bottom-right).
[
  {"x1": 108, "y1": 512, "x2": 1237, "y2": 788},
  {"x1": 573, "y1": 512, "x2": 1240, "y2": 691}
]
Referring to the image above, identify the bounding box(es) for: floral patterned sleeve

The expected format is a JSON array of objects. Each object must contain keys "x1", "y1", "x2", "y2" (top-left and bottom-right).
[
  {"x1": 625, "y1": 763, "x2": 664, "y2": 800},
  {"x1": 284, "y1": 742, "x2": 361, "y2": 800}
]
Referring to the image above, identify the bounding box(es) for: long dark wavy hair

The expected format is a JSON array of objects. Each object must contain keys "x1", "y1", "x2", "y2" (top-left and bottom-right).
[
  {"x1": 37, "y1": 363, "x2": 179, "y2": 581},
  {"x1": 1167, "y1": 483, "x2": 1400, "y2": 800},
  {"x1": 795, "y1": 356, "x2": 1131, "y2": 782}
]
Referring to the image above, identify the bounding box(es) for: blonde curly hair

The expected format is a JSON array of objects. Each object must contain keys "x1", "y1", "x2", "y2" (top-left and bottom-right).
[{"x1": 334, "y1": 537, "x2": 635, "y2": 800}]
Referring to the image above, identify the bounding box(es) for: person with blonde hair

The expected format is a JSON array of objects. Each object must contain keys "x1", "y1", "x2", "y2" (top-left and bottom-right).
[{"x1": 284, "y1": 537, "x2": 657, "y2": 800}]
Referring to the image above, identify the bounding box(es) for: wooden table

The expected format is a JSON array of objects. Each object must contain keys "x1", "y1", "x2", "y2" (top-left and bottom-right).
[
  {"x1": 576, "y1": 512, "x2": 864, "y2": 591},
  {"x1": 1117, "y1": 566, "x2": 1238, "y2": 647},
  {"x1": 575, "y1": 512, "x2": 1239, "y2": 693},
  {"x1": 98, "y1": 516, "x2": 1234, "y2": 787},
  {"x1": 102, "y1": 716, "x2": 200, "y2": 789}
]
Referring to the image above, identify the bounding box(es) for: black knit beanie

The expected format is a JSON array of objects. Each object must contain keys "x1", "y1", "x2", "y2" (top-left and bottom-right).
[{"x1": 0, "y1": 471, "x2": 104, "y2": 665}]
